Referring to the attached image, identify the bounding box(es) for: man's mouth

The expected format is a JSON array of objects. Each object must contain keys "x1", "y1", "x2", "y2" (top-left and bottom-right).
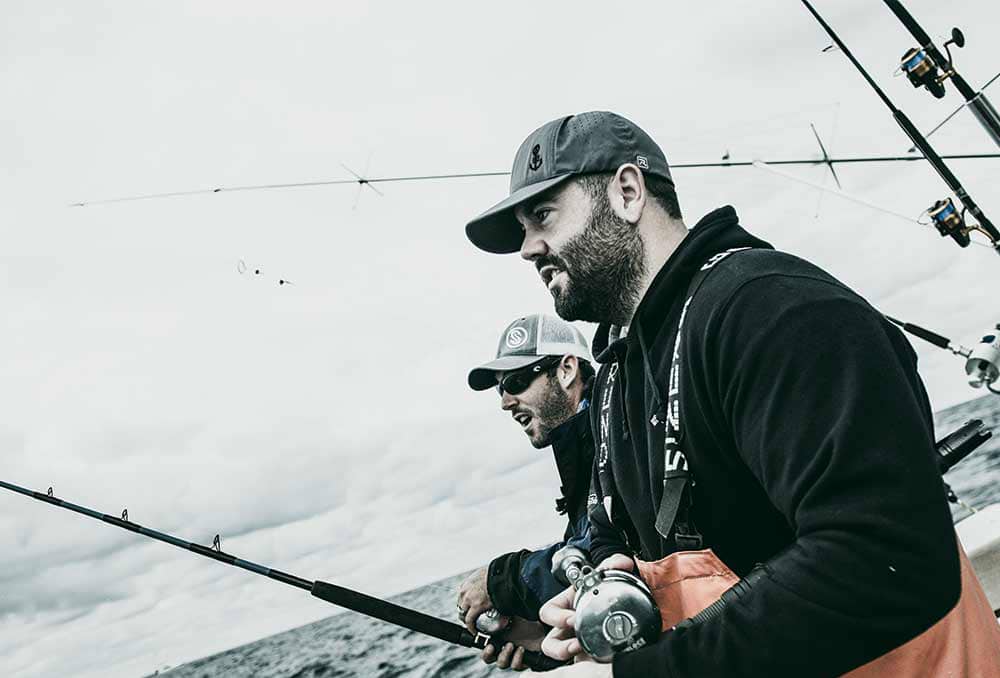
[
  {"x1": 514, "y1": 412, "x2": 532, "y2": 430},
  {"x1": 539, "y1": 265, "x2": 562, "y2": 288}
]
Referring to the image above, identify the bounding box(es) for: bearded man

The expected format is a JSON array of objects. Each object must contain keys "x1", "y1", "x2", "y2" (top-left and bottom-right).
[
  {"x1": 464, "y1": 111, "x2": 1000, "y2": 677},
  {"x1": 456, "y1": 314, "x2": 596, "y2": 671}
]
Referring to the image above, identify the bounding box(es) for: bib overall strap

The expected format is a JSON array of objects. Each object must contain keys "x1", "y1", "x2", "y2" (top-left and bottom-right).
[{"x1": 652, "y1": 247, "x2": 752, "y2": 548}]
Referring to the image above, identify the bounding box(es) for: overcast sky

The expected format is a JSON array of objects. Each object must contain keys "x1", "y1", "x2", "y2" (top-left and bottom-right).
[{"x1": 3, "y1": 1, "x2": 1000, "y2": 676}]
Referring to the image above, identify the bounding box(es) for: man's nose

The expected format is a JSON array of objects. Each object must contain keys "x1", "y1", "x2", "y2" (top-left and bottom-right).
[
  {"x1": 500, "y1": 390, "x2": 517, "y2": 411},
  {"x1": 520, "y1": 230, "x2": 547, "y2": 261}
]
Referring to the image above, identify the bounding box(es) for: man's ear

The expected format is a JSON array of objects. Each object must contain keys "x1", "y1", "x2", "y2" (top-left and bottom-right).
[
  {"x1": 611, "y1": 164, "x2": 647, "y2": 225},
  {"x1": 559, "y1": 355, "x2": 579, "y2": 389}
]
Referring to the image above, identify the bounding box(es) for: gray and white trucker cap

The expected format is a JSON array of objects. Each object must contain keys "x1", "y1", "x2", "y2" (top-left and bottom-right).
[{"x1": 467, "y1": 314, "x2": 591, "y2": 391}]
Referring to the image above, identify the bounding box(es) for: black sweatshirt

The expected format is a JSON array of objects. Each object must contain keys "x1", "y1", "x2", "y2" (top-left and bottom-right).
[{"x1": 587, "y1": 207, "x2": 960, "y2": 677}]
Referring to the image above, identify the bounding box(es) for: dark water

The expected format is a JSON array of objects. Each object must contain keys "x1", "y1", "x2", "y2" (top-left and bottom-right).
[{"x1": 149, "y1": 394, "x2": 1000, "y2": 678}]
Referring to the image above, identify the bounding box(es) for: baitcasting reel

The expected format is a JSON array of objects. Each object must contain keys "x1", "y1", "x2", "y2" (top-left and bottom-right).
[
  {"x1": 550, "y1": 545, "x2": 660, "y2": 663},
  {"x1": 899, "y1": 28, "x2": 964, "y2": 99}
]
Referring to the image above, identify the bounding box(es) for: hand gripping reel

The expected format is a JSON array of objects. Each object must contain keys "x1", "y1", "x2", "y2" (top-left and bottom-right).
[{"x1": 550, "y1": 546, "x2": 661, "y2": 662}]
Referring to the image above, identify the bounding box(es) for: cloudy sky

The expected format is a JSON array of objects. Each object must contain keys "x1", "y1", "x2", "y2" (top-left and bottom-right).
[{"x1": 3, "y1": 1, "x2": 1000, "y2": 676}]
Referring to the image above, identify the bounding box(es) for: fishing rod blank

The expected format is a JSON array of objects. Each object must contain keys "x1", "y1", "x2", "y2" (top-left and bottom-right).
[
  {"x1": 0, "y1": 479, "x2": 564, "y2": 672},
  {"x1": 802, "y1": 0, "x2": 1000, "y2": 255},
  {"x1": 884, "y1": 0, "x2": 1000, "y2": 148}
]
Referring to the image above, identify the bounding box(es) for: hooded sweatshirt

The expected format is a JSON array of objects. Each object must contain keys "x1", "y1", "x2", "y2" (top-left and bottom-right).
[{"x1": 588, "y1": 207, "x2": 960, "y2": 677}]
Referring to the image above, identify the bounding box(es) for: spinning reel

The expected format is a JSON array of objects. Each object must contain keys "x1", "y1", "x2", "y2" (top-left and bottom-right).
[
  {"x1": 927, "y1": 198, "x2": 972, "y2": 248},
  {"x1": 899, "y1": 28, "x2": 965, "y2": 99}
]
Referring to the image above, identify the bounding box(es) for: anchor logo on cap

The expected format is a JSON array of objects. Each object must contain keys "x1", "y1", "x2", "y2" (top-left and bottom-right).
[{"x1": 528, "y1": 144, "x2": 543, "y2": 171}]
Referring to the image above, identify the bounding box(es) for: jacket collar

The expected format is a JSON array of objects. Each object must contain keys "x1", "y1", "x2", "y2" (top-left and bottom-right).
[
  {"x1": 592, "y1": 206, "x2": 771, "y2": 365},
  {"x1": 550, "y1": 401, "x2": 593, "y2": 513}
]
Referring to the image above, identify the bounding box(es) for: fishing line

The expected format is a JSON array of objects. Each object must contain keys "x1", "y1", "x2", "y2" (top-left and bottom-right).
[
  {"x1": 752, "y1": 160, "x2": 993, "y2": 250},
  {"x1": 912, "y1": 71, "x2": 1000, "y2": 150},
  {"x1": 69, "y1": 156, "x2": 1000, "y2": 207},
  {"x1": 70, "y1": 171, "x2": 511, "y2": 207}
]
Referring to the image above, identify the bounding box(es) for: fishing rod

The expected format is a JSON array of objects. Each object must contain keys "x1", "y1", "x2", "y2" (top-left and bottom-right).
[
  {"x1": 885, "y1": 316, "x2": 1000, "y2": 394},
  {"x1": 67, "y1": 153, "x2": 1000, "y2": 207},
  {"x1": 802, "y1": 1, "x2": 1000, "y2": 255},
  {"x1": 884, "y1": 0, "x2": 1000, "y2": 148},
  {"x1": 0, "y1": 480, "x2": 564, "y2": 672}
]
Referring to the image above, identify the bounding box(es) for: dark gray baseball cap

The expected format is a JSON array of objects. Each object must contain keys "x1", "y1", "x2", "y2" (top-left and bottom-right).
[
  {"x1": 465, "y1": 111, "x2": 673, "y2": 254},
  {"x1": 468, "y1": 314, "x2": 591, "y2": 391}
]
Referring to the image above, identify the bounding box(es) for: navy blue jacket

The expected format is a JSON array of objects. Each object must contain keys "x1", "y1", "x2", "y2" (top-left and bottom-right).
[{"x1": 486, "y1": 404, "x2": 593, "y2": 620}]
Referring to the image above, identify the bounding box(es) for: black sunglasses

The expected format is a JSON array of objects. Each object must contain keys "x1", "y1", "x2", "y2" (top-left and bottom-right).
[{"x1": 496, "y1": 356, "x2": 563, "y2": 396}]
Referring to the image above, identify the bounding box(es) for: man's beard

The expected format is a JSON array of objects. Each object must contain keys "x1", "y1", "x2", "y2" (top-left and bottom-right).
[
  {"x1": 531, "y1": 375, "x2": 577, "y2": 448},
  {"x1": 538, "y1": 192, "x2": 646, "y2": 326}
]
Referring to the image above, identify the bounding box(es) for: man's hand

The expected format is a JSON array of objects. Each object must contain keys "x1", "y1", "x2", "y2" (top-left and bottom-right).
[
  {"x1": 457, "y1": 567, "x2": 493, "y2": 633},
  {"x1": 540, "y1": 554, "x2": 636, "y2": 662},
  {"x1": 480, "y1": 617, "x2": 546, "y2": 670}
]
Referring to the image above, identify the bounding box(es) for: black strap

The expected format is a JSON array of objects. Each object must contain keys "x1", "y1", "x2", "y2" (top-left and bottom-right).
[
  {"x1": 595, "y1": 362, "x2": 620, "y2": 520},
  {"x1": 653, "y1": 247, "x2": 752, "y2": 548}
]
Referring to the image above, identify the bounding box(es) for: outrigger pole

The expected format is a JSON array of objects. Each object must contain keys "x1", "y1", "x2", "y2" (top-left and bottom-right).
[
  {"x1": 67, "y1": 153, "x2": 1000, "y2": 208},
  {"x1": 802, "y1": 0, "x2": 1000, "y2": 255},
  {"x1": 0, "y1": 479, "x2": 563, "y2": 672}
]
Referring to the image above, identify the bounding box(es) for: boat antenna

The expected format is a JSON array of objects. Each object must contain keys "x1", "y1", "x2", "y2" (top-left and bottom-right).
[{"x1": 0, "y1": 480, "x2": 564, "y2": 672}]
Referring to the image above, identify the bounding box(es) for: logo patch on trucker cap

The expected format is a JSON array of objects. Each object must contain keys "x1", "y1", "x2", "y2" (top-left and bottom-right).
[
  {"x1": 528, "y1": 144, "x2": 543, "y2": 171},
  {"x1": 636, "y1": 155, "x2": 649, "y2": 169},
  {"x1": 505, "y1": 326, "x2": 529, "y2": 349}
]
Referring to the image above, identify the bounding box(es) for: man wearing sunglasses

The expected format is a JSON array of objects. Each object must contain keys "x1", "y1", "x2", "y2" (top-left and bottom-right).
[{"x1": 456, "y1": 313, "x2": 595, "y2": 670}]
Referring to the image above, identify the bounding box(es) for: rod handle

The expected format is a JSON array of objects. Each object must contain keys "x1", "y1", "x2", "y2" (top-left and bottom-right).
[
  {"x1": 520, "y1": 650, "x2": 568, "y2": 672},
  {"x1": 885, "y1": 316, "x2": 952, "y2": 350},
  {"x1": 937, "y1": 419, "x2": 992, "y2": 473},
  {"x1": 463, "y1": 628, "x2": 567, "y2": 671}
]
